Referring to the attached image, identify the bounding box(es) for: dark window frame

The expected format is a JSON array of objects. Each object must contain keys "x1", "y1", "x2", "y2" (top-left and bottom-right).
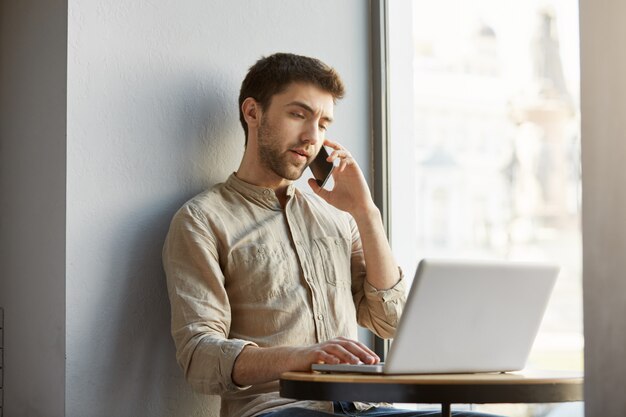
[{"x1": 370, "y1": 0, "x2": 392, "y2": 360}]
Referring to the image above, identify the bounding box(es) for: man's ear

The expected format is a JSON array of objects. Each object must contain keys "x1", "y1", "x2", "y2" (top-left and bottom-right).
[{"x1": 242, "y1": 97, "x2": 261, "y2": 128}]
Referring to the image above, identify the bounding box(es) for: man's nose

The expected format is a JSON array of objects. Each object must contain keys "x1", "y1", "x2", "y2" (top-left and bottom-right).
[{"x1": 301, "y1": 121, "x2": 321, "y2": 145}]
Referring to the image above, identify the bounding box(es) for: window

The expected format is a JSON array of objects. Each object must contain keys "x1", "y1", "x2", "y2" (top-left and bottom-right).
[{"x1": 385, "y1": 1, "x2": 582, "y2": 415}]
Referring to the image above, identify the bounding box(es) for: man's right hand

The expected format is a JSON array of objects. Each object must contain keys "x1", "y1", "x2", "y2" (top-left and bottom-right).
[
  {"x1": 295, "y1": 337, "x2": 380, "y2": 368},
  {"x1": 232, "y1": 337, "x2": 380, "y2": 387}
]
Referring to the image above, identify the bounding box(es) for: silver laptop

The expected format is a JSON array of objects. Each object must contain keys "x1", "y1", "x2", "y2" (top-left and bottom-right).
[{"x1": 312, "y1": 258, "x2": 558, "y2": 374}]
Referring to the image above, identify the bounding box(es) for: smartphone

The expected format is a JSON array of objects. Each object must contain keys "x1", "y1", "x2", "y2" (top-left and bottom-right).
[{"x1": 309, "y1": 146, "x2": 334, "y2": 188}]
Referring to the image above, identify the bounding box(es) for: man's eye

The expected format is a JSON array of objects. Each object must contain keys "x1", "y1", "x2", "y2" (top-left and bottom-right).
[
  {"x1": 319, "y1": 125, "x2": 328, "y2": 132},
  {"x1": 291, "y1": 112, "x2": 305, "y2": 119}
]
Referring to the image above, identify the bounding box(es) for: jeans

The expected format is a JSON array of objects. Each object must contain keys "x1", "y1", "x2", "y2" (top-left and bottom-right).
[{"x1": 258, "y1": 401, "x2": 501, "y2": 417}]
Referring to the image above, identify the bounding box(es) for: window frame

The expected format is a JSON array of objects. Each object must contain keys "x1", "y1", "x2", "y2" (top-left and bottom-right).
[{"x1": 370, "y1": 0, "x2": 392, "y2": 359}]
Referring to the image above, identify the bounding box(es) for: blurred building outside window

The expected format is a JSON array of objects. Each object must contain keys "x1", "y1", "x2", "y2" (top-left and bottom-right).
[{"x1": 387, "y1": 1, "x2": 582, "y2": 416}]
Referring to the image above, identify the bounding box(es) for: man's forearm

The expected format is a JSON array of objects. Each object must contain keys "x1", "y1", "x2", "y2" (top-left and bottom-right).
[
  {"x1": 232, "y1": 345, "x2": 301, "y2": 386},
  {"x1": 352, "y1": 205, "x2": 401, "y2": 290},
  {"x1": 232, "y1": 338, "x2": 380, "y2": 386}
]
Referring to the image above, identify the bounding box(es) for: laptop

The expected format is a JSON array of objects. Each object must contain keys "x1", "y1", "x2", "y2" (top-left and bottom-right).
[{"x1": 312, "y1": 258, "x2": 558, "y2": 374}]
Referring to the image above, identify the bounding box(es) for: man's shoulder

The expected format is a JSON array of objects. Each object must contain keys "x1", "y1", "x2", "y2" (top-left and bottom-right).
[
  {"x1": 173, "y1": 182, "x2": 230, "y2": 220},
  {"x1": 186, "y1": 182, "x2": 227, "y2": 207}
]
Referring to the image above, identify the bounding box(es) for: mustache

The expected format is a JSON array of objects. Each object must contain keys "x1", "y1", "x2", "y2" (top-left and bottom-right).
[{"x1": 289, "y1": 146, "x2": 317, "y2": 162}]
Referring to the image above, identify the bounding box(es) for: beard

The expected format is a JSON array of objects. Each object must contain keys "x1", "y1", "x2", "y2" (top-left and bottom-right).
[{"x1": 257, "y1": 116, "x2": 312, "y2": 181}]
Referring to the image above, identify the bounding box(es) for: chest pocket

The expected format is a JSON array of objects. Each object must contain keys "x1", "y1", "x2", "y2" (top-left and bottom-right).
[
  {"x1": 313, "y1": 236, "x2": 352, "y2": 289},
  {"x1": 227, "y1": 242, "x2": 298, "y2": 303}
]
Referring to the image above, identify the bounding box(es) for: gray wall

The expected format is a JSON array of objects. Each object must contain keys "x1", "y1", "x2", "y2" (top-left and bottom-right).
[
  {"x1": 581, "y1": 0, "x2": 626, "y2": 415},
  {"x1": 1, "y1": 0, "x2": 371, "y2": 416},
  {"x1": 0, "y1": 1, "x2": 67, "y2": 416},
  {"x1": 65, "y1": 1, "x2": 371, "y2": 416}
]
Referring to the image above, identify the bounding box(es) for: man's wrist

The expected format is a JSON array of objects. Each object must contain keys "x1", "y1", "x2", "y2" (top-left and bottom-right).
[
  {"x1": 286, "y1": 346, "x2": 309, "y2": 371},
  {"x1": 350, "y1": 204, "x2": 381, "y2": 224}
]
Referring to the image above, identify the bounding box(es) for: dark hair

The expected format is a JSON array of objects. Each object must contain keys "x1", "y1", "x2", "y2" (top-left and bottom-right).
[{"x1": 238, "y1": 52, "x2": 345, "y2": 146}]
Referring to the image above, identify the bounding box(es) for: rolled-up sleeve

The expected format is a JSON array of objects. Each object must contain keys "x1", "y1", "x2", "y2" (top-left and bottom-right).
[
  {"x1": 359, "y1": 275, "x2": 406, "y2": 337},
  {"x1": 163, "y1": 204, "x2": 256, "y2": 395},
  {"x1": 348, "y1": 216, "x2": 407, "y2": 339}
]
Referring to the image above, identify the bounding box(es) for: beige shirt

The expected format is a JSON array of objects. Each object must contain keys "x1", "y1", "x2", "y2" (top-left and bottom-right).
[{"x1": 163, "y1": 173, "x2": 406, "y2": 417}]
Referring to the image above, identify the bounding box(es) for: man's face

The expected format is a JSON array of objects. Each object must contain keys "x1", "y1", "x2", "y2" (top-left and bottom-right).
[{"x1": 255, "y1": 82, "x2": 335, "y2": 181}]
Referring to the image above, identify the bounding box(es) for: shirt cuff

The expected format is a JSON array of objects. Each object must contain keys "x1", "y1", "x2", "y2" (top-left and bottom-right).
[
  {"x1": 220, "y1": 338, "x2": 258, "y2": 392},
  {"x1": 364, "y1": 267, "x2": 406, "y2": 303}
]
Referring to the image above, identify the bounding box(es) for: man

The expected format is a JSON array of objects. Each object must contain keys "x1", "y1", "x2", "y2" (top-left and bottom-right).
[{"x1": 163, "y1": 53, "x2": 496, "y2": 417}]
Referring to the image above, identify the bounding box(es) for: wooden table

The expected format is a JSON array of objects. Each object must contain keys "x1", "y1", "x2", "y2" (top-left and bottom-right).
[{"x1": 280, "y1": 370, "x2": 583, "y2": 417}]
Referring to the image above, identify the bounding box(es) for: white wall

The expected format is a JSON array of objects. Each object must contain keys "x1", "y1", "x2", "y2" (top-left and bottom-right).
[
  {"x1": 580, "y1": 0, "x2": 626, "y2": 415},
  {"x1": 0, "y1": 1, "x2": 371, "y2": 416},
  {"x1": 65, "y1": 1, "x2": 371, "y2": 416},
  {"x1": 0, "y1": 1, "x2": 67, "y2": 416}
]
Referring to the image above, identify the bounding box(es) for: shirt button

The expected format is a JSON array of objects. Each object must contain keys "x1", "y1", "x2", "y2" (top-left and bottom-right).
[
  {"x1": 263, "y1": 189, "x2": 271, "y2": 196},
  {"x1": 317, "y1": 314, "x2": 324, "y2": 321}
]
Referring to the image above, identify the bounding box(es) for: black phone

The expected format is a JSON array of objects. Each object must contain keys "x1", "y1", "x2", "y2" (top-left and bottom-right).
[{"x1": 309, "y1": 146, "x2": 334, "y2": 188}]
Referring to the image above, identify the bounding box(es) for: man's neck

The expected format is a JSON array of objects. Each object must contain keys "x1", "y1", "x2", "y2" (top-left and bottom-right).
[
  {"x1": 235, "y1": 166, "x2": 292, "y2": 209},
  {"x1": 236, "y1": 140, "x2": 298, "y2": 208}
]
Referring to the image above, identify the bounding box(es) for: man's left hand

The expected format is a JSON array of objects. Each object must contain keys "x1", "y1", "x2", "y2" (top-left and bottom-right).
[{"x1": 308, "y1": 139, "x2": 377, "y2": 217}]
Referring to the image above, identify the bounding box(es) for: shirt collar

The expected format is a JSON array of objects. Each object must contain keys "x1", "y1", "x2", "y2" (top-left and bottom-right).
[{"x1": 226, "y1": 173, "x2": 297, "y2": 209}]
